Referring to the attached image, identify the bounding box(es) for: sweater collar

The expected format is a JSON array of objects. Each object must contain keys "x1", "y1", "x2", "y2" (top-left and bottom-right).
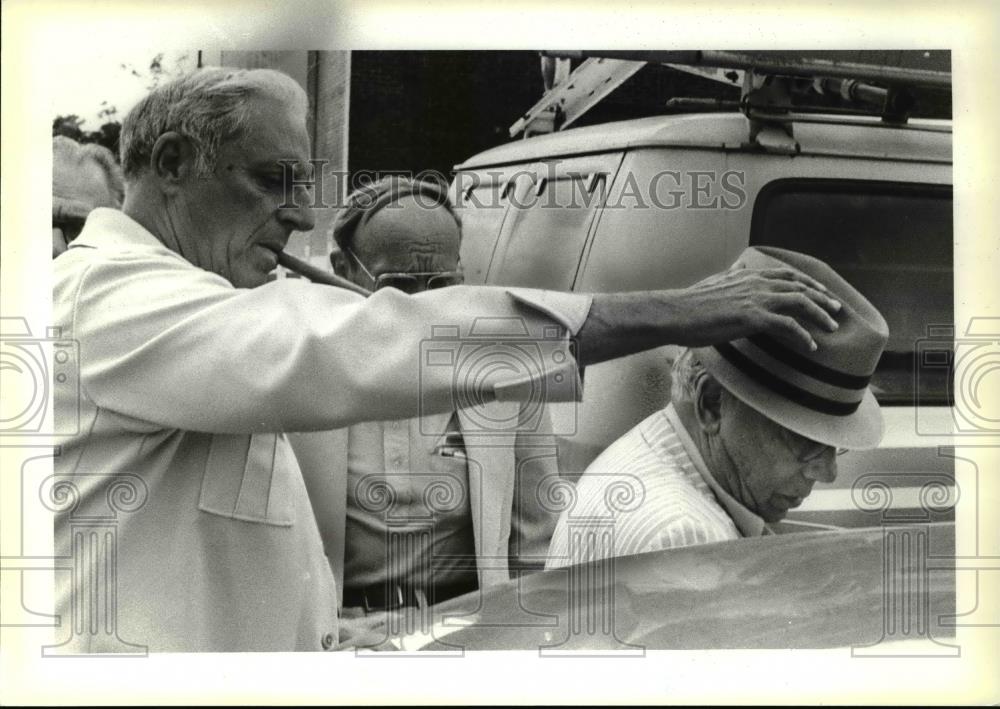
[{"x1": 664, "y1": 404, "x2": 769, "y2": 538}]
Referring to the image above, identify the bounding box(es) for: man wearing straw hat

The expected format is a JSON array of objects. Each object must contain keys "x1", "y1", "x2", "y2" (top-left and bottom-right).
[{"x1": 547, "y1": 247, "x2": 889, "y2": 567}]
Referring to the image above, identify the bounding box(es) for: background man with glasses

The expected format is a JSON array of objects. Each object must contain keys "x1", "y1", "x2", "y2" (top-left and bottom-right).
[{"x1": 293, "y1": 177, "x2": 563, "y2": 642}]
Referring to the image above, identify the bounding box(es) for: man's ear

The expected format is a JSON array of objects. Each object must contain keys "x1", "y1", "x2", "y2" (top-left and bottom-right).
[
  {"x1": 694, "y1": 374, "x2": 724, "y2": 435},
  {"x1": 150, "y1": 132, "x2": 197, "y2": 189}
]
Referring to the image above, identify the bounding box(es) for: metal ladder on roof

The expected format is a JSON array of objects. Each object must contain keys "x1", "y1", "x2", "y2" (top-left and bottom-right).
[{"x1": 510, "y1": 50, "x2": 952, "y2": 141}]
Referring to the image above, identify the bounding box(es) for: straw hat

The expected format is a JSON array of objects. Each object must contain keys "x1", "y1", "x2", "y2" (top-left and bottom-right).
[{"x1": 693, "y1": 246, "x2": 889, "y2": 450}]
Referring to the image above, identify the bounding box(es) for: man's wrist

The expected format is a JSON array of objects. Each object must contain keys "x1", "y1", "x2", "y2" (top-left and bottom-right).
[{"x1": 577, "y1": 290, "x2": 683, "y2": 366}]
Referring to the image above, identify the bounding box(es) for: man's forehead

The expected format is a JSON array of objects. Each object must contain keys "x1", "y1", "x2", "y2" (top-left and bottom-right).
[
  {"x1": 224, "y1": 96, "x2": 311, "y2": 166},
  {"x1": 358, "y1": 198, "x2": 460, "y2": 249}
]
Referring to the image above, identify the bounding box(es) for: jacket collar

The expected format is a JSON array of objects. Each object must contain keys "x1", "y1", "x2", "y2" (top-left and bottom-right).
[
  {"x1": 70, "y1": 207, "x2": 180, "y2": 257},
  {"x1": 664, "y1": 404, "x2": 769, "y2": 538}
]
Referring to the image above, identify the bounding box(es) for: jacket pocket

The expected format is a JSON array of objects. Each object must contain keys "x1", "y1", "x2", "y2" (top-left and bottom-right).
[{"x1": 198, "y1": 432, "x2": 295, "y2": 526}]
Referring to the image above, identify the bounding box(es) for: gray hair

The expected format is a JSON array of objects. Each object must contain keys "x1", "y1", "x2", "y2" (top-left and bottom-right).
[
  {"x1": 670, "y1": 348, "x2": 715, "y2": 404},
  {"x1": 119, "y1": 67, "x2": 307, "y2": 181}
]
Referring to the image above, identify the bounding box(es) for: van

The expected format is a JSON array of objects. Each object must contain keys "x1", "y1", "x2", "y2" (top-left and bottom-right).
[{"x1": 451, "y1": 110, "x2": 954, "y2": 531}]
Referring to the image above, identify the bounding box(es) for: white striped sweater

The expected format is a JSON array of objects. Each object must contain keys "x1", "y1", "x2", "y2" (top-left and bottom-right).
[{"x1": 546, "y1": 405, "x2": 766, "y2": 569}]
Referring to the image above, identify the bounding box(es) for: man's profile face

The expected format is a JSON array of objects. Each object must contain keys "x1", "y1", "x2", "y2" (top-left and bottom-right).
[
  {"x1": 717, "y1": 392, "x2": 838, "y2": 523},
  {"x1": 344, "y1": 196, "x2": 462, "y2": 292},
  {"x1": 170, "y1": 94, "x2": 315, "y2": 288}
]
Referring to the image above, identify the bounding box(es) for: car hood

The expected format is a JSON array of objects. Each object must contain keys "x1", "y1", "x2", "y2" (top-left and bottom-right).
[{"x1": 386, "y1": 523, "x2": 954, "y2": 652}]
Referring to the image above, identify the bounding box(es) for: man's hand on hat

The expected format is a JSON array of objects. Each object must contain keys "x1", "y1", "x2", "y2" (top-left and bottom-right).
[
  {"x1": 669, "y1": 266, "x2": 842, "y2": 353},
  {"x1": 576, "y1": 266, "x2": 842, "y2": 366}
]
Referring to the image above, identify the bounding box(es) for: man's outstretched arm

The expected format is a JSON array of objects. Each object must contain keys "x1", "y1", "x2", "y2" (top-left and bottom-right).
[{"x1": 575, "y1": 266, "x2": 842, "y2": 367}]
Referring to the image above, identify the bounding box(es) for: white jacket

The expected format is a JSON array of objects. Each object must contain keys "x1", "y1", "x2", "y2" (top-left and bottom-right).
[{"x1": 52, "y1": 208, "x2": 591, "y2": 652}]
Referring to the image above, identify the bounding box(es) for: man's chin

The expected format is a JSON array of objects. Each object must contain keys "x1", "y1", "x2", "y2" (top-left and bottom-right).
[
  {"x1": 761, "y1": 508, "x2": 788, "y2": 524},
  {"x1": 230, "y1": 268, "x2": 272, "y2": 289},
  {"x1": 760, "y1": 499, "x2": 792, "y2": 523}
]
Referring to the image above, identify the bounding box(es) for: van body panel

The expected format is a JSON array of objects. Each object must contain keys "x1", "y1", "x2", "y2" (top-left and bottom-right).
[
  {"x1": 451, "y1": 111, "x2": 954, "y2": 529},
  {"x1": 456, "y1": 113, "x2": 952, "y2": 169},
  {"x1": 453, "y1": 166, "x2": 518, "y2": 284},
  {"x1": 483, "y1": 153, "x2": 626, "y2": 289}
]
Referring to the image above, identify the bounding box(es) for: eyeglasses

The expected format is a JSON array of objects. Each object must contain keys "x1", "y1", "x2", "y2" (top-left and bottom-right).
[
  {"x1": 345, "y1": 247, "x2": 464, "y2": 295},
  {"x1": 779, "y1": 427, "x2": 849, "y2": 462}
]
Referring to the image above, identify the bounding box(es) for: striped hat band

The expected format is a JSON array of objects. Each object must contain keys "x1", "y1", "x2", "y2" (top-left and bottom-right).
[{"x1": 714, "y1": 333, "x2": 876, "y2": 416}]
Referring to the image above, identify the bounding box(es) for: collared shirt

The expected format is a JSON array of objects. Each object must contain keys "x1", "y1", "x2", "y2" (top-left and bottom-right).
[
  {"x1": 343, "y1": 412, "x2": 478, "y2": 593},
  {"x1": 546, "y1": 404, "x2": 770, "y2": 569},
  {"x1": 54, "y1": 208, "x2": 592, "y2": 651}
]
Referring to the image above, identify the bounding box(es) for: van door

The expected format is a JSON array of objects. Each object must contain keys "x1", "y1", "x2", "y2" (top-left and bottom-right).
[
  {"x1": 569, "y1": 147, "x2": 736, "y2": 477},
  {"x1": 452, "y1": 168, "x2": 517, "y2": 285},
  {"x1": 483, "y1": 153, "x2": 624, "y2": 289}
]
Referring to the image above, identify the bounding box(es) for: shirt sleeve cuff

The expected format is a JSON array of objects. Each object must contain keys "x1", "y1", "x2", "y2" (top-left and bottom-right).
[
  {"x1": 504, "y1": 288, "x2": 594, "y2": 336},
  {"x1": 491, "y1": 289, "x2": 593, "y2": 404}
]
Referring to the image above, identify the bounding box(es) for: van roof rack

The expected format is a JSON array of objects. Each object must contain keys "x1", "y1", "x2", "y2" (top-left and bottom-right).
[{"x1": 510, "y1": 50, "x2": 951, "y2": 138}]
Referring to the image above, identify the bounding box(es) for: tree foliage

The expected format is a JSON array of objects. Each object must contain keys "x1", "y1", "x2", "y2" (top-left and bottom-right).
[
  {"x1": 52, "y1": 52, "x2": 191, "y2": 160},
  {"x1": 52, "y1": 113, "x2": 122, "y2": 156}
]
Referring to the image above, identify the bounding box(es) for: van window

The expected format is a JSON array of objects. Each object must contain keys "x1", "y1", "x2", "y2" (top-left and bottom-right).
[{"x1": 750, "y1": 180, "x2": 953, "y2": 405}]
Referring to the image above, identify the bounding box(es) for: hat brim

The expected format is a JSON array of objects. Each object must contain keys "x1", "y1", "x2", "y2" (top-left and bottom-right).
[{"x1": 692, "y1": 345, "x2": 884, "y2": 450}]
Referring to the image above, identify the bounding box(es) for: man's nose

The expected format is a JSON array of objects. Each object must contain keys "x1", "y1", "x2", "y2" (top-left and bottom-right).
[
  {"x1": 277, "y1": 185, "x2": 316, "y2": 232},
  {"x1": 802, "y1": 456, "x2": 838, "y2": 484}
]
